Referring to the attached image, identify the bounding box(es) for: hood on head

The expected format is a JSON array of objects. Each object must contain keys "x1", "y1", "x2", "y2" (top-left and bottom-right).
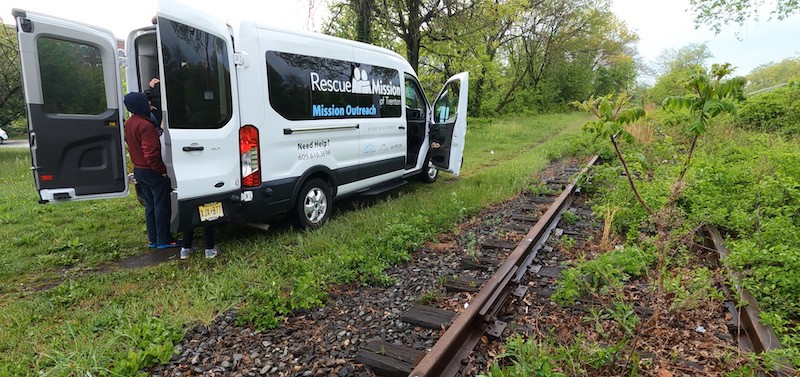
[{"x1": 124, "y1": 92, "x2": 150, "y2": 117}]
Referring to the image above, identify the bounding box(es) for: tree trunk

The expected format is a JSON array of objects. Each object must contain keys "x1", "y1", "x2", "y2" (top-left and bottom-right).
[
  {"x1": 404, "y1": 0, "x2": 423, "y2": 72},
  {"x1": 611, "y1": 135, "x2": 655, "y2": 217},
  {"x1": 354, "y1": 0, "x2": 375, "y2": 43},
  {"x1": 406, "y1": 34, "x2": 421, "y2": 72},
  {"x1": 668, "y1": 134, "x2": 698, "y2": 204}
]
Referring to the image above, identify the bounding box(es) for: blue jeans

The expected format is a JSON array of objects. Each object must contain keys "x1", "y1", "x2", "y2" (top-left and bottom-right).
[
  {"x1": 133, "y1": 168, "x2": 172, "y2": 245},
  {"x1": 182, "y1": 224, "x2": 215, "y2": 249}
]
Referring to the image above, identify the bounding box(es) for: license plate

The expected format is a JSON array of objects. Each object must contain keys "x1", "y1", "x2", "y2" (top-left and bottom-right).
[{"x1": 198, "y1": 202, "x2": 223, "y2": 222}]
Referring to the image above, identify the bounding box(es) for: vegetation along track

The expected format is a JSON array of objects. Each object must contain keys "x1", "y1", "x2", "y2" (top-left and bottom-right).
[{"x1": 149, "y1": 155, "x2": 783, "y2": 376}]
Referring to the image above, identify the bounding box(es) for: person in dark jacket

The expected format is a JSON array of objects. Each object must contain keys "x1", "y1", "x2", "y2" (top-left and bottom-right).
[{"x1": 124, "y1": 92, "x2": 177, "y2": 249}]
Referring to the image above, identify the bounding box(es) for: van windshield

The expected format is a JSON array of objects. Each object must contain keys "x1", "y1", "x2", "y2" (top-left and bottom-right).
[{"x1": 159, "y1": 18, "x2": 232, "y2": 129}]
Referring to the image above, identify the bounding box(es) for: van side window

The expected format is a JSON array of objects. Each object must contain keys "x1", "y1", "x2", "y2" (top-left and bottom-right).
[
  {"x1": 266, "y1": 51, "x2": 402, "y2": 120},
  {"x1": 434, "y1": 81, "x2": 460, "y2": 123},
  {"x1": 159, "y1": 18, "x2": 233, "y2": 129},
  {"x1": 36, "y1": 37, "x2": 106, "y2": 115},
  {"x1": 404, "y1": 76, "x2": 426, "y2": 121}
]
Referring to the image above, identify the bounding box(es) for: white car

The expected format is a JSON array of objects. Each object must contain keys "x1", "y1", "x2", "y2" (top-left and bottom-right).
[{"x1": 0, "y1": 127, "x2": 7, "y2": 144}]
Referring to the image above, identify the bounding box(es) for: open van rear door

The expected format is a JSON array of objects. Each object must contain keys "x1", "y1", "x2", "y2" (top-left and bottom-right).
[
  {"x1": 14, "y1": 9, "x2": 128, "y2": 203},
  {"x1": 156, "y1": 1, "x2": 242, "y2": 231},
  {"x1": 429, "y1": 72, "x2": 469, "y2": 176}
]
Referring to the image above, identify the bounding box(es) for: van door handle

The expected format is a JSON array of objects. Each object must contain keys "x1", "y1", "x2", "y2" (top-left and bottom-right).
[
  {"x1": 399, "y1": 126, "x2": 406, "y2": 130},
  {"x1": 182, "y1": 146, "x2": 205, "y2": 152}
]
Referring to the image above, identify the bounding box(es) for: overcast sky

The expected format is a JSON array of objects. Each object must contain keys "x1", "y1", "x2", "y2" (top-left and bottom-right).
[
  {"x1": 613, "y1": 0, "x2": 800, "y2": 78},
  {"x1": 2, "y1": 0, "x2": 799, "y2": 78}
]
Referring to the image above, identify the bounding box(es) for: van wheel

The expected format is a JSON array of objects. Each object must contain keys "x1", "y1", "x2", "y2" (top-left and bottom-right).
[
  {"x1": 419, "y1": 156, "x2": 438, "y2": 183},
  {"x1": 293, "y1": 178, "x2": 332, "y2": 229}
]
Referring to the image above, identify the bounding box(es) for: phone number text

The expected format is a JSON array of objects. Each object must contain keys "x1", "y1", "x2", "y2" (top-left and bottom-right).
[{"x1": 298, "y1": 149, "x2": 332, "y2": 161}]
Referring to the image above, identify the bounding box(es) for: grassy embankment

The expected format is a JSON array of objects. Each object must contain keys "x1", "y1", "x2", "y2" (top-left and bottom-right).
[
  {"x1": 0, "y1": 113, "x2": 597, "y2": 375},
  {"x1": 480, "y1": 119, "x2": 800, "y2": 375}
]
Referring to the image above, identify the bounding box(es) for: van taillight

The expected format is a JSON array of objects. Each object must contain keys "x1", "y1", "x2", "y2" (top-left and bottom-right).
[{"x1": 240, "y1": 125, "x2": 261, "y2": 187}]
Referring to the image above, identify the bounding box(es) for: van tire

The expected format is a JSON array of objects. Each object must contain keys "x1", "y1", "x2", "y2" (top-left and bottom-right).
[
  {"x1": 418, "y1": 156, "x2": 438, "y2": 183},
  {"x1": 293, "y1": 178, "x2": 332, "y2": 229}
]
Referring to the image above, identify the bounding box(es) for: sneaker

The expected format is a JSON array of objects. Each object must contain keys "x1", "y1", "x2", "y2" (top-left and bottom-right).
[
  {"x1": 157, "y1": 241, "x2": 179, "y2": 250},
  {"x1": 180, "y1": 248, "x2": 192, "y2": 260},
  {"x1": 204, "y1": 248, "x2": 218, "y2": 259}
]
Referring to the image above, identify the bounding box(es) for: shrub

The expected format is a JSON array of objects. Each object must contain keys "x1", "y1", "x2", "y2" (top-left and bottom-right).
[
  {"x1": 737, "y1": 82, "x2": 800, "y2": 136},
  {"x1": 552, "y1": 245, "x2": 656, "y2": 304}
]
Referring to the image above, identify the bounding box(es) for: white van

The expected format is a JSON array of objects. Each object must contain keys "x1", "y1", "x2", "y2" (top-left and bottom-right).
[{"x1": 13, "y1": 3, "x2": 468, "y2": 231}]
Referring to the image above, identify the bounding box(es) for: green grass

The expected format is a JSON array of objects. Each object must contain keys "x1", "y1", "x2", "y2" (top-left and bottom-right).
[
  {"x1": 563, "y1": 117, "x2": 800, "y2": 370},
  {"x1": 0, "y1": 149, "x2": 146, "y2": 287},
  {"x1": 485, "y1": 115, "x2": 800, "y2": 375},
  {"x1": 0, "y1": 113, "x2": 596, "y2": 375}
]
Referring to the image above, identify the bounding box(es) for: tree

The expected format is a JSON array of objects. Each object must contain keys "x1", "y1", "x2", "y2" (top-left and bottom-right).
[
  {"x1": 745, "y1": 55, "x2": 800, "y2": 92},
  {"x1": 418, "y1": 0, "x2": 527, "y2": 114},
  {"x1": 372, "y1": 0, "x2": 461, "y2": 72},
  {"x1": 323, "y1": 0, "x2": 377, "y2": 43},
  {"x1": 322, "y1": 0, "x2": 640, "y2": 115},
  {"x1": 573, "y1": 93, "x2": 650, "y2": 215},
  {"x1": 689, "y1": 0, "x2": 800, "y2": 34},
  {"x1": 662, "y1": 63, "x2": 746, "y2": 199},
  {"x1": 646, "y1": 43, "x2": 713, "y2": 105},
  {"x1": 491, "y1": 0, "x2": 638, "y2": 113},
  {"x1": 593, "y1": 56, "x2": 636, "y2": 96},
  {"x1": 0, "y1": 19, "x2": 25, "y2": 129}
]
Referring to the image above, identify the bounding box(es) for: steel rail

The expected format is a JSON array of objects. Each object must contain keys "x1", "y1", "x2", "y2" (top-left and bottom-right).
[
  {"x1": 409, "y1": 155, "x2": 599, "y2": 377},
  {"x1": 705, "y1": 226, "x2": 794, "y2": 376}
]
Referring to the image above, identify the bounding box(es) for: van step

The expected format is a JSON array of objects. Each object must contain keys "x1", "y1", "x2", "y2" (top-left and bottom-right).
[{"x1": 360, "y1": 180, "x2": 408, "y2": 196}]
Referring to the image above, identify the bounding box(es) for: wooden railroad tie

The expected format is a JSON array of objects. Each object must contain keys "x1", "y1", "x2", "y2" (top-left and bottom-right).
[
  {"x1": 400, "y1": 304, "x2": 457, "y2": 330},
  {"x1": 355, "y1": 340, "x2": 425, "y2": 377}
]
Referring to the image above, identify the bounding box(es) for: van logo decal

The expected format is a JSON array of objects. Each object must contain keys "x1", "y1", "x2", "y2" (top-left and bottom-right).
[
  {"x1": 351, "y1": 67, "x2": 372, "y2": 94},
  {"x1": 309, "y1": 67, "x2": 401, "y2": 97},
  {"x1": 266, "y1": 51, "x2": 402, "y2": 121}
]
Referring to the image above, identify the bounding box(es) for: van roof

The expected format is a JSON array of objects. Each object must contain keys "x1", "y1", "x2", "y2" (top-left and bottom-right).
[{"x1": 235, "y1": 18, "x2": 413, "y2": 73}]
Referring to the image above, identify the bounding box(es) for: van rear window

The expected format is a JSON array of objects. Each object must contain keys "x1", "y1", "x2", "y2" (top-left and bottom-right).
[
  {"x1": 266, "y1": 51, "x2": 402, "y2": 120},
  {"x1": 36, "y1": 37, "x2": 106, "y2": 115},
  {"x1": 159, "y1": 18, "x2": 233, "y2": 129}
]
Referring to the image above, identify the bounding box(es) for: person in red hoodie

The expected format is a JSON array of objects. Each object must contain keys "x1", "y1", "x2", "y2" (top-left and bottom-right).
[{"x1": 124, "y1": 92, "x2": 177, "y2": 249}]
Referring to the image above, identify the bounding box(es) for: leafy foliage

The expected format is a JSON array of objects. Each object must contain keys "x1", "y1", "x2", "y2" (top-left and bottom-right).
[
  {"x1": 552, "y1": 245, "x2": 656, "y2": 304},
  {"x1": 681, "y1": 135, "x2": 800, "y2": 359},
  {"x1": 645, "y1": 43, "x2": 713, "y2": 105},
  {"x1": 479, "y1": 334, "x2": 631, "y2": 377},
  {"x1": 689, "y1": 0, "x2": 800, "y2": 34},
  {"x1": 662, "y1": 63, "x2": 746, "y2": 137},
  {"x1": 575, "y1": 93, "x2": 646, "y2": 142},
  {"x1": 479, "y1": 335, "x2": 565, "y2": 377},
  {"x1": 737, "y1": 81, "x2": 800, "y2": 136},
  {"x1": 0, "y1": 20, "x2": 25, "y2": 128},
  {"x1": 661, "y1": 62, "x2": 746, "y2": 203},
  {"x1": 574, "y1": 93, "x2": 651, "y2": 215},
  {"x1": 322, "y1": 0, "x2": 640, "y2": 117},
  {"x1": 112, "y1": 315, "x2": 183, "y2": 376},
  {"x1": 746, "y1": 55, "x2": 800, "y2": 92}
]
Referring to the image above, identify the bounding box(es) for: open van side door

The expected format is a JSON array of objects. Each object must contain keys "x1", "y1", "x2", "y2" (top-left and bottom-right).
[
  {"x1": 14, "y1": 9, "x2": 128, "y2": 203},
  {"x1": 429, "y1": 72, "x2": 469, "y2": 176}
]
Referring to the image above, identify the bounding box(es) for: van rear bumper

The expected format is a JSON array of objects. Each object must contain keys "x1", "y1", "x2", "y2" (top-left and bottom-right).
[
  {"x1": 170, "y1": 190, "x2": 241, "y2": 233},
  {"x1": 237, "y1": 177, "x2": 297, "y2": 224},
  {"x1": 169, "y1": 177, "x2": 299, "y2": 232}
]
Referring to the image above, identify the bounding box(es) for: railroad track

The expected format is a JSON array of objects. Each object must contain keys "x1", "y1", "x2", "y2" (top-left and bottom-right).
[
  {"x1": 355, "y1": 154, "x2": 789, "y2": 377},
  {"x1": 355, "y1": 155, "x2": 598, "y2": 376},
  {"x1": 152, "y1": 155, "x2": 789, "y2": 376}
]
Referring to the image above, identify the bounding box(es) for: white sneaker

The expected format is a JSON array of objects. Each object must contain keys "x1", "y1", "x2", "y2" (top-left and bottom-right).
[
  {"x1": 204, "y1": 248, "x2": 218, "y2": 259},
  {"x1": 180, "y1": 247, "x2": 192, "y2": 260}
]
